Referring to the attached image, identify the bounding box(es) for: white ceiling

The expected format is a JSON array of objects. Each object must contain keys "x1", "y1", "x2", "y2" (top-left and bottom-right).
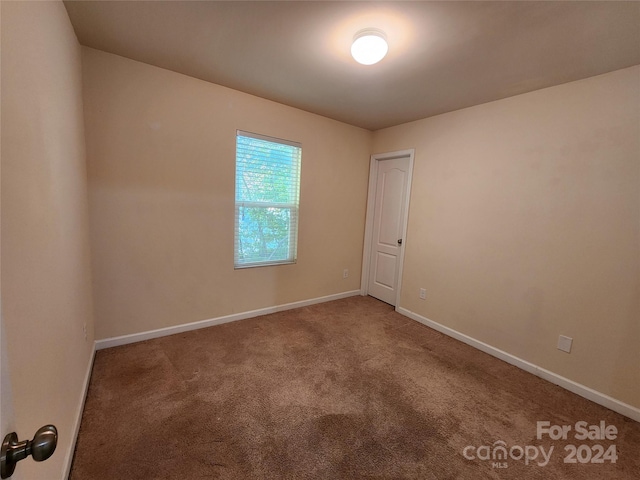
[{"x1": 64, "y1": 1, "x2": 640, "y2": 131}]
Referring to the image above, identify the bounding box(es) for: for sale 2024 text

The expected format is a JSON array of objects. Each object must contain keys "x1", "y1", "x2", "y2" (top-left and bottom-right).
[{"x1": 537, "y1": 420, "x2": 618, "y2": 465}]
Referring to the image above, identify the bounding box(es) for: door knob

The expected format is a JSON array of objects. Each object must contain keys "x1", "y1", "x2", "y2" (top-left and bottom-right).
[
  {"x1": 397, "y1": 239, "x2": 402, "y2": 245},
  {"x1": 1, "y1": 425, "x2": 57, "y2": 479}
]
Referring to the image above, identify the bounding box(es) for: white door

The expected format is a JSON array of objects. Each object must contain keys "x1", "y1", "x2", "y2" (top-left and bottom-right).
[
  {"x1": 1, "y1": 305, "x2": 22, "y2": 480},
  {"x1": 366, "y1": 154, "x2": 412, "y2": 305}
]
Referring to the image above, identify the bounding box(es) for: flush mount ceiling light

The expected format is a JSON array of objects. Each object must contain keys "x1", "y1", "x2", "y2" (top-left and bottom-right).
[{"x1": 351, "y1": 28, "x2": 388, "y2": 65}]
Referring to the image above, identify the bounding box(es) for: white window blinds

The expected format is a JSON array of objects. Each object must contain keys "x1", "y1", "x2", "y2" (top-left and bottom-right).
[{"x1": 234, "y1": 131, "x2": 302, "y2": 268}]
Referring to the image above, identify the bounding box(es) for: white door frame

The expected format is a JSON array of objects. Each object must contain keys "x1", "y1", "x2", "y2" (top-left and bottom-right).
[{"x1": 360, "y1": 149, "x2": 415, "y2": 309}]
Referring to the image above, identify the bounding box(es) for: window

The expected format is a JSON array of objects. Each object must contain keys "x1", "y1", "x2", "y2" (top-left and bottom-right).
[{"x1": 234, "y1": 131, "x2": 301, "y2": 268}]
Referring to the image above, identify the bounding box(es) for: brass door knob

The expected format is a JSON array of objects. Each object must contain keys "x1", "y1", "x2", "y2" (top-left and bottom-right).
[{"x1": 1, "y1": 425, "x2": 57, "y2": 479}]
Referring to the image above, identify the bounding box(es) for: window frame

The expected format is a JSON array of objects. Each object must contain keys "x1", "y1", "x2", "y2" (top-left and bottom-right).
[{"x1": 234, "y1": 130, "x2": 302, "y2": 269}]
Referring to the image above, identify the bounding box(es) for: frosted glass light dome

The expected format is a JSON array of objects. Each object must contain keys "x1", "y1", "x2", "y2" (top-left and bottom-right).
[{"x1": 351, "y1": 29, "x2": 388, "y2": 65}]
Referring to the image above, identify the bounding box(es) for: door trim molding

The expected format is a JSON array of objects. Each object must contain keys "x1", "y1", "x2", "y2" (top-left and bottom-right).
[
  {"x1": 360, "y1": 149, "x2": 415, "y2": 308},
  {"x1": 63, "y1": 344, "x2": 96, "y2": 478}
]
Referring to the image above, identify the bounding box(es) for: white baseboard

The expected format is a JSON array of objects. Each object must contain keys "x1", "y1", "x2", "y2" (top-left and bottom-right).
[
  {"x1": 397, "y1": 307, "x2": 640, "y2": 423},
  {"x1": 96, "y1": 290, "x2": 361, "y2": 350},
  {"x1": 63, "y1": 344, "x2": 96, "y2": 478}
]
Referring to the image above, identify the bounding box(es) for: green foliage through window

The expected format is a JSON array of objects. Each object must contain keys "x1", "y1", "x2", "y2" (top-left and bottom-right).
[{"x1": 234, "y1": 131, "x2": 301, "y2": 268}]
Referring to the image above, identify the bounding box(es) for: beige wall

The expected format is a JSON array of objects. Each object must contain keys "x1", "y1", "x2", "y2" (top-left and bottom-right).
[
  {"x1": 373, "y1": 66, "x2": 640, "y2": 408},
  {"x1": 1, "y1": 1, "x2": 95, "y2": 478},
  {"x1": 81, "y1": 48, "x2": 372, "y2": 340}
]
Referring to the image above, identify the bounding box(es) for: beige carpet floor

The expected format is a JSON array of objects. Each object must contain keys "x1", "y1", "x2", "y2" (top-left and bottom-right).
[{"x1": 70, "y1": 296, "x2": 639, "y2": 479}]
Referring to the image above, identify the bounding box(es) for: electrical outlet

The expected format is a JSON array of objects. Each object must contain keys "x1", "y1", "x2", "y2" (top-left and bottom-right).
[
  {"x1": 83, "y1": 323, "x2": 88, "y2": 341},
  {"x1": 557, "y1": 335, "x2": 572, "y2": 353},
  {"x1": 343, "y1": 269, "x2": 349, "y2": 279},
  {"x1": 419, "y1": 288, "x2": 426, "y2": 300}
]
